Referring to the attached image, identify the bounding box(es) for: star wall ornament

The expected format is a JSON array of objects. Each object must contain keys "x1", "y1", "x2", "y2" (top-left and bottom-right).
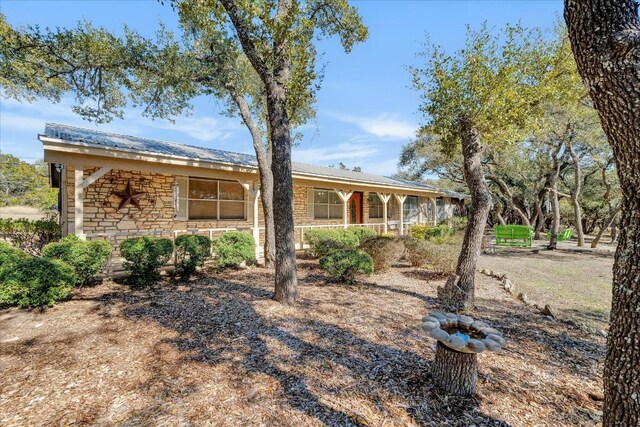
[{"x1": 112, "y1": 181, "x2": 147, "y2": 211}]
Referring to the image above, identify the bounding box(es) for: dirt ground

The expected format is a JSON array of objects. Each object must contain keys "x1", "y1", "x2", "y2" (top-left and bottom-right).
[{"x1": 0, "y1": 253, "x2": 606, "y2": 427}]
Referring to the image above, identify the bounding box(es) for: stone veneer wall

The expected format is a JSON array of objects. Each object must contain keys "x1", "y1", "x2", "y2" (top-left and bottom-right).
[{"x1": 65, "y1": 167, "x2": 404, "y2": 253}]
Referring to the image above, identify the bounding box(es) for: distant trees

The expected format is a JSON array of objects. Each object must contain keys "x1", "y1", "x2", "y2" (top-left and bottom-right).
[
  {"x1": 402, "y1": 26, "x2": 618, "y2": 253},
  {"x1": 0, "y1": 154, "x2": 57, "y2": 211}
]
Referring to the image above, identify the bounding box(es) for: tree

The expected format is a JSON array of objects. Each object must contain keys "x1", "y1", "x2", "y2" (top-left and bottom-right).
[
  {"x1": 0, "y1": 154, "x2": 57, "y2": 211},
  {"x1": 1, "y1": 1, "x2": 368, "y2": 303},
  {"x1": 411, "y1": 24, "x2": 552, "y2": 311},
  {"x1": 564, "y1": 1, "x2": 640, "y2": 424}
]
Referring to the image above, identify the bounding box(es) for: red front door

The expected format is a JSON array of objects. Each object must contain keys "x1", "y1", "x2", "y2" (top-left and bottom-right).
[{"x1": 348, "y1": 192, "x2": 363, "y2": 224}]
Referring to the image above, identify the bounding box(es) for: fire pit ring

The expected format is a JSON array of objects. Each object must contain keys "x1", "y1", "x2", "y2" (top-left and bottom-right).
[{"x1": 421, "y1": 312, "x2": 505, "y2": 353}]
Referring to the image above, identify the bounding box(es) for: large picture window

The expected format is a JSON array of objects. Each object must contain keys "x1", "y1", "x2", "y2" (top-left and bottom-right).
[
  {"x1": 368, "y1": 193, "x2": 384, "y2": 219},
  {"x1": 309, "y1": 188, "x2": 343, "y2": 219},
  {"x1": 403, "y1": 196, "x2": 420, "y2": 223},
  {"x1": 184, "y1": 178, "x2": 246, "y2": 220}
]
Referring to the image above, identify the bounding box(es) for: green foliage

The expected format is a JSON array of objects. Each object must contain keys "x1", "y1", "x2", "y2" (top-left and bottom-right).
[
  {"x1": 304, "y1": 228, "x2": 360, "y2": 258},
  {"x1": 0, "y1": 154, "x2": 58, "y2": 211},
  {"x1": 42, "y1": 235, "x2": 112, "y2": 285},
  {"x1": 402, "y1": 237, "x2": 432, "y2": 267},
  {"x1": 359, "y1": 236, "x2": 404, "y2": 273},
  {"x1": 174, "y1": 234, "x2": 211, "y2": 278},
  {"x1": 0, "y1": 217, "x2": 61, "y2": 255},
  {"x1": 410, "y1": 224, "x2": 455, "y2": 240},
  {"x1": 0, "y1": 255, "x2": 76, "y2": 308},
  {"x1": 212, "y1": 231, "x2": 255, "y2": 268},
  {"x1": 0, "y1": 241, "x2": 28, "y2": 265},
  {"x1": 449, "y1": 216, "x2": 468, "y2": 231},
  {"x1": 347, "y1": 227, "x2": 377, "y2": 244},
  {"x1": 120, "y1": 237, "x2": 174, "y2": 285},
  {"x1": 319, "y1": 249, "x2": 373, "y2": 283}
]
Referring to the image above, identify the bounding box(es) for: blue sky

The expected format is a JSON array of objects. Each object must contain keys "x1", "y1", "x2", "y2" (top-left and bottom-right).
[{"x1": 0, "y1": 0, "x2": 562, "y2": 175}]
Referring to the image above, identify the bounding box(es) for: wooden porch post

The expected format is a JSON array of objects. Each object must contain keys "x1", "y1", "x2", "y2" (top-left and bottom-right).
[
  {"x1": 377, "y1": 193, "x2": 391, "y2": 234},
  {"x1": 335, "y1": 189, "x2": 353, "y2": 229},
  {"x1": 395, "y1": 194, "x2": 407, "y2": 235},
  {"x1": 430, "y1": 197, "x2": 437, "y2": 225},
  {"x1": 239, "y1": 180, "x2": 261, "y2": 259}
]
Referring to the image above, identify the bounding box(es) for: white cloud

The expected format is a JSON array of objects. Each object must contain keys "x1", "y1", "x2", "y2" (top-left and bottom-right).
[
  {"x1": 329, "y1": 112, "x2": 418, "y2": 139},
  {"x1": 293, "y1": 142, "x2": 379, "y2": 164}
]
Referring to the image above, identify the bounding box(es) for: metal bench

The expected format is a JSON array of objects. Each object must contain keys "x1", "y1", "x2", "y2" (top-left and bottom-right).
[{"x1": 495, "y1": 225, "x2": 533, "y2": 247}]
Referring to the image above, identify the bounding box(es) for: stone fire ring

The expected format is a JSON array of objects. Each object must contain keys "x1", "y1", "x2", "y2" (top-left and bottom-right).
[{"x1": 421, "y1": 312, "x2": 505, "y2": 354}]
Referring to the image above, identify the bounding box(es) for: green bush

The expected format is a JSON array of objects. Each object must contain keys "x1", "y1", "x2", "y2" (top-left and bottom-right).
[
  {"x1": 175, "y1": 234, "x2": 212, "y2": 277},
  {"x1": 319, "y1": 249, "x2": 374, "y2": 283},
  {"x1": 410, "y1": 224, "x2": 430, "y2": 239},
  {"x1": 0, "y1": 256, "x2": 76, "y2": 308},
  {"x1": 212, "y1": 231, "x2": 255, "y2": 268},
  {"x1": 359, "y1": 236, "x2": 404, "y2": 273},
  {"x1": 0, "y1": 218, "x2": 61, "y2": 255},
  {"x1": 402, "y1": 237, "x2": 432, "y2": 267},
  {"x1": 450, "y1": 216, "x2": 468, "y2": 231},
  {"x1": 42, "y1": 235, "x2": 112, "y2": 285},
  {"x1": 410, "y1": 224, "x2": 455, "y2": 241},
  {"x1": 348, "y1": 227, "x2": 377, "y2": 244},
  {"x1": 120, "y1": 237, "x2": 174, "y2": 285},
  {"x1": 0, "y1": 241, "x2": 29, "y2": 266},
  {"x1": 304, "y1": 229, "x2": 360, "y2": 258}
]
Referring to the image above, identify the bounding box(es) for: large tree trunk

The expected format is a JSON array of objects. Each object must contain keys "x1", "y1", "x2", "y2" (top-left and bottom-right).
[
  {"x1": 566, "y1": 140, "x2": 585, "y2": 246},
  {"x1": 591, "y1": 204, "x2": 621, "y2": 248},
  {"x1": 547, "y1": 146, "x2": 562, "y2": 250},
  {"x1": 487, "y1": 173, "x2": 531, "y2": 226},
  {"x1": 438, "y1": 115, "x2": 492, "y2": 311},
  {"x1": 432, "y1": 342, "x2": 478, "y2": 396},
  {"x1": 533, "y1": 189, "x2": 546, "y2": 240},
  {"x1": 565, "y1": 1, "x2": 640, "y2": 425}
]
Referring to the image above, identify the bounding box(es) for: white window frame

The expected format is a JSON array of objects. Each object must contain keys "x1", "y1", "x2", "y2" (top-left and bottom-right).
[
  {"x1": 174, "y1": 177, "x2": 247, "y2": 221},
  {"x1": 403, "y1": 195, "x2": 420, "y2": 223}
]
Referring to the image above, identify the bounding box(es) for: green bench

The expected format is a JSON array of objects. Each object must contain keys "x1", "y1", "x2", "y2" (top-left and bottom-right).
[
  {"x1": 546, "y1": 229, "x2": 573, "y2": 241},
  {"x1": 495, "y1": 225, "x2": 533, "y2": 247}
]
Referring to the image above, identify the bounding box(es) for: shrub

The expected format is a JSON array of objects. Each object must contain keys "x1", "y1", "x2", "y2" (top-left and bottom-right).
[
  {"x1": 402, "y1": 237, "x2": 432, "y2": 267},
  {"x1": 422, "y1": 239, "x2": 461, "y2": 275},
  {"x1": 319, "y1": 249, "x2": 373, "y2": 283},
  {"x1": 304, "y1": 229, "x2": 359, "y2": 258},
  {"x1": 410, "y1": 224, "x2": 455, "y2": 241},
  {"x1": 410, "y1": 224, "x2": 429, "y2": 239},
  {"x1": 0, "y1": 241, "x2": 29, "y2": 266},
  {"x1": 175, "y1": 234, "x2": 212, "y2": 278},
  {"x1": 120, "y1": 237, "x2": 174, "y2": 285},
  {"x1": 212, "y1": 231, "x2": 255, "y2": 268},
  {"x1": 450, "y1": 216, "x2": 468, "y2": 231},
  {"x1": 359, "y1": 236, "x2": 404, "y2": 273},
  {"x1": 42, "y1": 235, "x2": 112, "y2": 285},
  {"x1": 0, "y1": 218, "x2": 61, "y2": 255},
  {"x1": 314, "y1": 238, "x2": 352, "y2": 258},
  {"x1": 348, "y1": 227, "x2": 377, "y2": 244},
  {"x1": 0, "y1": 256, "x2": 76, "y2": 308}
]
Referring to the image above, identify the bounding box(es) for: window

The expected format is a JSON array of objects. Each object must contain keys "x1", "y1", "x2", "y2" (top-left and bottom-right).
[
  {"x1": 368, "y1": 193, "x2": 384, "y2": 219},
  {"x1": 403, "y1": 196, "x2": 420, "y2": 223},
  {"x1": 308, "y1": 188, "x2": 343, "y2": 219},
  {"x1": 174, "y1": 177, "x2": 246, "y2": 220}
]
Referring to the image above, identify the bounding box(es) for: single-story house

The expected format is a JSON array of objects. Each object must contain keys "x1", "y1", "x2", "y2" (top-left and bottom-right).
[{"x1": 41, "y1": 123, "x2": 465, "y2": 258}]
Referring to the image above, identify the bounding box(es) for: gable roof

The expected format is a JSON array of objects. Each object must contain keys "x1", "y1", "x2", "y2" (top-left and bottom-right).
[{"x1": 41, "y1": 122, "x2": 466, "y2": 198}]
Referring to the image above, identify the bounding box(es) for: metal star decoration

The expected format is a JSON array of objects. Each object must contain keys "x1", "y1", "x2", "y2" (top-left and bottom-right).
[{"x1": 112, "y1": 181, "x2": 146, "y2": 211}]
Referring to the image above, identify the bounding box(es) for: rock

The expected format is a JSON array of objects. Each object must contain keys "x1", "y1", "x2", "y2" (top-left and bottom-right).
[
  {"x1": 481, "y1": 327, "x2": 502, "y2": 337},
  {"x1": 444, "y1": 313, "x2": 459, "y2": 327},
  {"x1": 467, "y1": 339, "x2": 486, "y2": 353},
  {"x1": 517, "y1": 293, "x2": 529, "y2": 304},
  {"x1": 421, "y1": 321, "x2": 440, "y2": 331},
  {"x1": 483, "y1": 338, "x2": 503, "y2": 352},
  {"x1": 430, "y1": 312, "x2": 448, "y2": 327},
  {"x1": 429, "y1": 328, "x2": 449, "y2": 341},
  {"x1": 486, "y1": 334, "x2": 505, "y2": 346},
  {"x1": 458, "y1": 315, "x2": 474, "y2": 329},
  {"x1": 421, "y1": 315, "x2": 440, "y2": 324},
  {"x1": 502, "y1": 278, "x2": 513, "y2": 291},
  {"x1": 541, "y1": 304, "x2": 556, "y2": 318},
  {"x1": 238, "y1": 261, "x2": 248, "y2": 269},
  {"x1": 470, "y1": 321, "x2": 488, "y2": 331},
  {"x1": 480, "y1": 268, "x2": 490, "y2": 275},
  {"x1": 598, "y1": 329, "x2": 607, "y2": 337}
]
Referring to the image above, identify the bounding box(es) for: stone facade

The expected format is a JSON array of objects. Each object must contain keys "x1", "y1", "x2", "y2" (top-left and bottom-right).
[{"x1": 65, "y1": 167, "x2": 436, "y2": 255}]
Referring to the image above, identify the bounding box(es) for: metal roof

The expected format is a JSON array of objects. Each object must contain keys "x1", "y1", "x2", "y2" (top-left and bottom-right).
[{"x1": 42, "y1": 122, "x2": 465, "y2": 197}]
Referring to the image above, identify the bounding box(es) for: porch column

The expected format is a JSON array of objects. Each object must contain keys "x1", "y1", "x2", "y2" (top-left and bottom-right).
[
  {"x1": 335, "y1": 189, "x2": 354, "y2": 229},
  {"x1": 239, "y1": 180, "x2": 261, "y2": 259},
  {"x1": 74, "y1": 165, "x2": 111, "y2": 240},
  {"x1": 430, "y1": 197, "x2": 437, "y2": 225},
  {"x1": 395, "y1": 194, "x2": 407, "y2": 235},
  {"x1": 377, "y1": 193, "x2": 391, "y2": 234}
]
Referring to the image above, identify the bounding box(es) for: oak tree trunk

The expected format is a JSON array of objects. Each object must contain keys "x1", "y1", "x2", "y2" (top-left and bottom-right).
[
  {"x1": 567, "y1": 140, "x2": 585, "y2": 246},
  {"x1": 432, "y1": 342, "x2": 478, "y2": 396},
  {"x1": 547, "y1": 148, "x2": 562, "y2": 250},
  {"x1": 591, "y1": 204, "x2": 621, "y2": 249},
  {"x1": 565, "y1": 1, "x2": 640, "y2": 424},
  {"x1": 438, "y1": 115, "x2": 492, "y2": 310}
]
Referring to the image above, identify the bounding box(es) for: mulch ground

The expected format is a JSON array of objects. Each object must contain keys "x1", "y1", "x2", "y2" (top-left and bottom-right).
[{"x1": 0, "y1": 259, "x2": 605, "y2": 426}]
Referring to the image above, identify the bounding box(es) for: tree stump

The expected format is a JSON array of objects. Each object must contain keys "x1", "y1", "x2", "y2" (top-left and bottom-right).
[{"x1": 432, "y1": 341, "x2": 478, "y2": 396}]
